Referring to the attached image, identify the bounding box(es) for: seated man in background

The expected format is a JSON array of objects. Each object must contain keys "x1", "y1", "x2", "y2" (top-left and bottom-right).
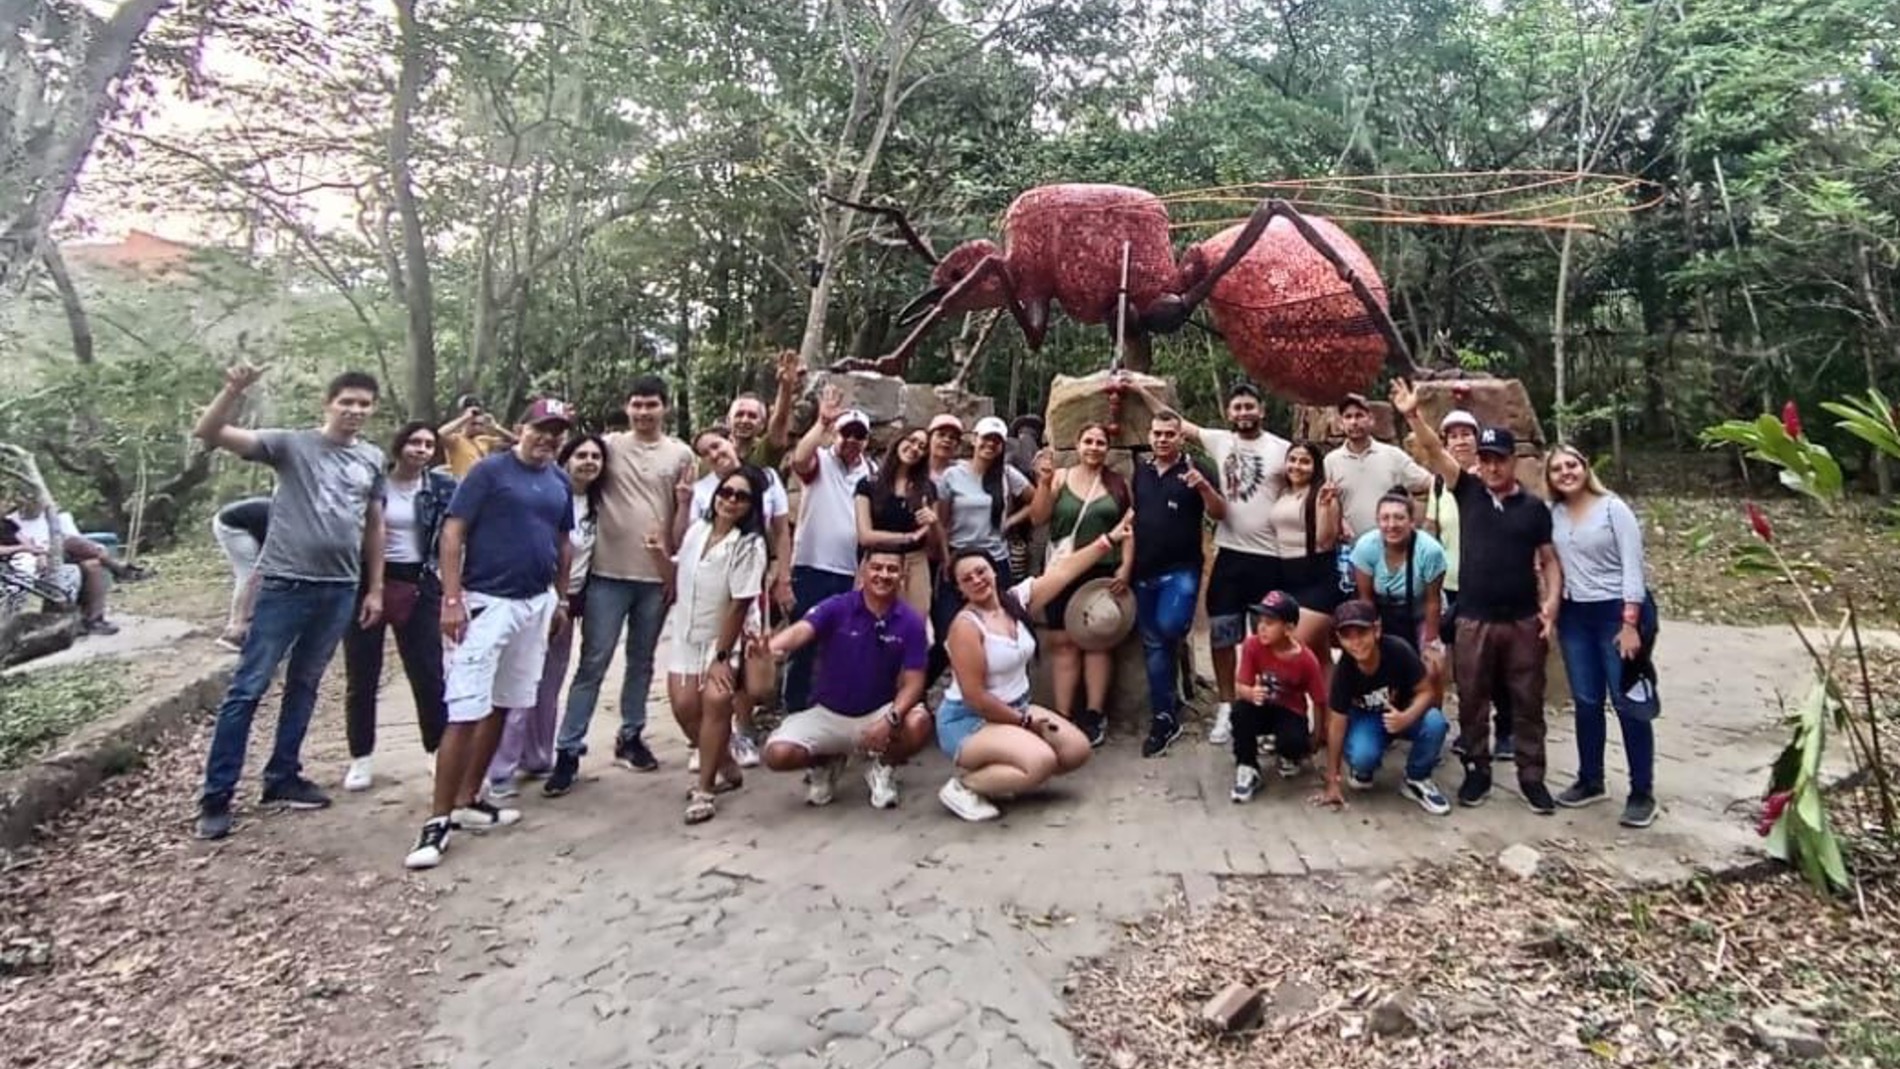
[{"x1": 4, "y1": 489, "x2": 127, "y2": 635}]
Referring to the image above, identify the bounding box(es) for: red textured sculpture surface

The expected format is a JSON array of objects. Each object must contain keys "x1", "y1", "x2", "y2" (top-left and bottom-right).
[{"x1": 1187, "y1": 215, "x2": 1390, "y2": 405}]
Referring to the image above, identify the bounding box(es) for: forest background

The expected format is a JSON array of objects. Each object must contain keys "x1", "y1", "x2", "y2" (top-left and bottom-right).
[{"x1": 2, "y1": 0, "x2": 1896, "y2": 545}]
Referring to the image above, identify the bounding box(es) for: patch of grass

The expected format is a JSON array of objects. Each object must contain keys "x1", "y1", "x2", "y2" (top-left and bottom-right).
[
  {"x1": 0, "y1": 666, "x2": 130, "y2": 771},
  {"x1": 1840, "y1": 1018, "x2": 1900, "y2": 1065}
]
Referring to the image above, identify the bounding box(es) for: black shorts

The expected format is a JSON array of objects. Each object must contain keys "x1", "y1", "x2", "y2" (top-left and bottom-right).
[
  {"x1": 1207, "y1": 548, "x2": 1281, "y2": 619},
  {"x1": 1278, "y1": 553, "x2": 1343, "y2": 616}
]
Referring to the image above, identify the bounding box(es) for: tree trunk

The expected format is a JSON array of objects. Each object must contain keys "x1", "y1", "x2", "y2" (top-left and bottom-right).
[
  {"x1": 674, "y1": 286, "x2": 692, "y2": 437},
  {"x1": 41, "y1": 244, "x2": 94, "y2": 364},
  {"x1": 390, "y1": 0, "x2": 436, "y2": 422}
]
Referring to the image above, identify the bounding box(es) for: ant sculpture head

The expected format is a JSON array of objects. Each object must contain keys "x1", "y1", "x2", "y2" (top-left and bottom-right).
[{"x1": 898, "y1": 239, "x2": 1007, "y2": 323}]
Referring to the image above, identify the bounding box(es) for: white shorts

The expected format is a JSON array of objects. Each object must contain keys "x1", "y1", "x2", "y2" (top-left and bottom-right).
[
  {"x1": 767, "y1": 703, "x2": 892, "y2": 758},
  {"x1": 445, "y1": 590, "x2": 556, "y2": 722}
]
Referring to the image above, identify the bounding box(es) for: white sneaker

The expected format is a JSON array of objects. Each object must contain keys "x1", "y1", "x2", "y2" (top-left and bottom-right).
[
  {"x1": 404, "y1": 817, "x2": 451, "y2": 870},
  {"x1": 1231, "y1": 764, "x2": 1262, "y2": 803},
  {"x1": 731, "y1": 734, "x2": 762, "y2": 769},
  {"x1": 1208, "y1": 703, "x2": 1234, "y2": 746},
  {"x1": 450, "y1": 799, "x2": 521, "y2": 831},
  {"x1": 486, "y1": 778, "x2": 520, "y2": 801},
  {"x1": 688, "y1": 749, "x2": 702, "y2": 774},
  {"x1": 805, "y1": 757, "x2": 843, "y2": 806},
  {"x1": 938, "y1": 777, "x2": 1000, "y2": 822},
  {"x1": 866, "y1": 760, "x2": 899, "y2": 809},
  {"x1": 343, "y1": 756, "x2": 373, "y2": 792}
]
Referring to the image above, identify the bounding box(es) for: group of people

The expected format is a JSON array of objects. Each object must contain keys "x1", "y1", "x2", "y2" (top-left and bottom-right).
[{"x1": 188, "y1": 351, "x2": 1663, "y2": 870}]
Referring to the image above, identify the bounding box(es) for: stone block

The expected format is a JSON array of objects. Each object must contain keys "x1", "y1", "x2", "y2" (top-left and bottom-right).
[
  {"x1": 898, "y1": 383, "x2": 993, "y2": 433},
  {"x1": 1498, "y1": 843, "x2": 1541, "y2": 880},
  {"x1": 1028, "y1": 632, "x2": 1152, "y2": 727},
  {"x1": 1045, "y1": 370, "x2": 1177, "y2": 450},
  {"x1": 1293, "y1": 401, "x2": 1400, "y2": 443},
  {"x1": 812, "y1": 371, "x2": 905, "y2": 426},
  {"x1": 1200, "y1": 981, "x2": 1263, "y2": 1033},
  {"x1": 1415, "y1": 377, "x2": 1545, "y2": 445}
]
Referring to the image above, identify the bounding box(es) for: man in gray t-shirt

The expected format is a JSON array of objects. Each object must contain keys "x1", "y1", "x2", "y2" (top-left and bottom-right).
[{"x1": 191, "y1": 363, "x2": 389, "y2": 841}]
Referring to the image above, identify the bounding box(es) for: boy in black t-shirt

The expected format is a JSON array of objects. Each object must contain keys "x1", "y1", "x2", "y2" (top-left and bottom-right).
[{"x1": 1317, "y1": 600, "x2": 1451, "y2": 816}]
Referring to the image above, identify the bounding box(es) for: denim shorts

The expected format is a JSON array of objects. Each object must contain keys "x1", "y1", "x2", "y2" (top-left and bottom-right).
[{"x1": 936, "y1": 692, "x2": 1027, "y2": 761}]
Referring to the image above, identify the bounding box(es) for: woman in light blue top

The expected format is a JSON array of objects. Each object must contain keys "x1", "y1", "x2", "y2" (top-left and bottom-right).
[
  {"x1": 1348, "y1": 492, "x2": 1446, "y2": 654},
  {"x1": 1546, "y1": 445, "x2": 1657, "y2": 829}
]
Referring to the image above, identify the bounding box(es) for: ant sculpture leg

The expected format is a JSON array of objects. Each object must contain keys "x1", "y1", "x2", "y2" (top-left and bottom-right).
[
  {"x1": 821, "y1": 193, "x2": 940, "y2": 265},
  {"x1": 832, "y1": 254, "x2": 1040, "y2": 377},
  {"x1": 1149, "y1": 198, "x2": 1428, "y2": 380}
]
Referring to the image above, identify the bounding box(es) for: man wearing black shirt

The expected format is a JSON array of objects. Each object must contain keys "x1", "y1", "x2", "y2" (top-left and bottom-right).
[
  {"x1": 1391, "y1": 379, "x2": 1562, "y2": 813},
  {"x1": 1128, "y1": 410, "x2": 1225, "y2": 756},
  {"x1": 1315, "y1": 600, "x2": 1452, "y2": 815}
]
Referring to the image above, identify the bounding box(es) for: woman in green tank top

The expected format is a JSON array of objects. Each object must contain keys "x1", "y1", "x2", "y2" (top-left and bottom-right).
[{"x1": 1026, "y1": 422, "x2": 1131, "y2": 746}]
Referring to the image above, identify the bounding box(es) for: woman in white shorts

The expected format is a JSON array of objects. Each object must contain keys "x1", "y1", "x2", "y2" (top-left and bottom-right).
[
  {"x1": 210, "y1": 498, "x2": 270, "y2": 650},
  {"x1": 935, "y1": 513, "x2": 1131, "y2": 822},
  {"x1": 651, "y1": 464, "x2": 768, "y2": 824}
]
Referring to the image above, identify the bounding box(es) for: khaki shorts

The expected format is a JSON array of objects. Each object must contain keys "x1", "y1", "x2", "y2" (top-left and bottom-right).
[{"x1": 767, "y1": 703, "x2": 891, "y2": 758}]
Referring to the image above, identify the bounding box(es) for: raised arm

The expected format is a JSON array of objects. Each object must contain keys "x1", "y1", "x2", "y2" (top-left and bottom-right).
[
  {"x1": 194, "y1": 364, "x2": 266, "y2": 458},
  {"x1": 1022, "y1": 513, "x2": 1133, "y2": 613},
  {"x1": 791, "y1": 385, "x2": 842, "y2": 484},
  {"x1": 1388, "y1": 378, "x2": 1461, "y2": 484},
  {"x1": 1133, "y1": 382, "x2": 1205, "y2": 442},
  {"x1": 1027, "y1": 455, "x2": 1059, "y2": 526},
  {"x1": 766, "y1": 349, "x2": 801, "y2": 450}
]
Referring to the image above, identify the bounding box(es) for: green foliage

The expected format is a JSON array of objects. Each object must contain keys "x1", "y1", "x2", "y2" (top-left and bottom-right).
[
  {"x1": 1699, "y1": 415, "x2": 1843, "y2": 503},
  {"x1": 0, "y1": 666, "x2": 129, "y2": 771}
]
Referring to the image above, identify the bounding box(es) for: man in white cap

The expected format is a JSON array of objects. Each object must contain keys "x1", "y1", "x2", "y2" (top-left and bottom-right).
[
  {"x1": 409, "y1": 398, "x2": 575, "y2": 868},
  {"x1": 784, "y1": 383, "x2": 875, "y2": 711}
]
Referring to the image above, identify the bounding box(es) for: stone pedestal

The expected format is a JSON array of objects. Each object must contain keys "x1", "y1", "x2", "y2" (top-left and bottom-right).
[{"x1": 1044, "y1": 370, "x2": 1178, "y2": 450}]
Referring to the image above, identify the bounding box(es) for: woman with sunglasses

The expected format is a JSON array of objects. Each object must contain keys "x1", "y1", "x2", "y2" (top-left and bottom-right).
[
  {"x1": 650, "y1": 464, "x2": 770, "y2": 824},
  {"x1": 1546, "y1": 445, "x2": 1658, "y2": 828},
  {"x1": 341, "y1": 421, "x2": 458, "y2": 791},
  {"x1": 1025, "y1": 422, "x2": 1131, "y2": 745},
  {"x1": 487, "y1": 433, "x2": 607, "y2": 798},
  {"x1": 936, "y1": 513, "x2": 1132, "y2": 821},
  {"x1": 930, "y1": 415, "x2": 1034, "y2": 681},
  {"x1": 856, "y1": 427, "x2": 943, "y2": 624}
]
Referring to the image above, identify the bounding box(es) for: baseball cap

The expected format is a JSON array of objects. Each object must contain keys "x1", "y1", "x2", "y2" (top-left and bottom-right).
[
  {"x1": 973, "y1": 416, "x2": 1009, "y2": 439},
  {"x1": 1439, "y1": 409, "x2": 1479, "y2": 434},
  {"x1": 522, "y1": 398, "x2": 573, "y2": 428},
  {"x1": 1338, "y1": 392, "x2": 1371, "y2": 415},
  {"x1": 1254, "y1": 590, "x2": 1301, "y2": 624},
  {"x1": 1476, "y1": 426, "x2": 1516, "y2": 457},
  {"x1": 836, "y1": 409, "x2": 871, "y2": 432},
  {"x1": 928, "y1": 413, "x2": 965, "y2": 435},
  {"x1": 1333, "y1": 599, "x2": 1379, "y2": 631}
]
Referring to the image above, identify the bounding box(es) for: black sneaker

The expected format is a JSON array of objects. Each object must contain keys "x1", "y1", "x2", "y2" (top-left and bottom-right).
[
  {"x1": 1141, "y1": 714, "x2": 1183, "y2": 758},
  {"x1": 1077, "y1": 709, "x2": 1108, "y2": 749},
  {"x1": 1495, "y1": 735, "x2": 1516, "y2": 762},
  {"x1": 83, "y1": 617, "x2": 120, "y2": 636},
  {"x1": 1522, "y1": 781, "x2": 1556, "y2": 815},
  {"x1": 261, "y1": 776, "x2": 331, "y2": 810},
  {"x1": 1457, "y1": 768, "x2": 1492, "y2": 807},
  {"x1": 1451, "y1": 735, "x2": 1468, "y2": 760},
  {"x1": 543, "y1": 751, "x2": 580, "y2": 797},
  {"x1": 1556, "y1": 781, "x2": 1608, "y2": 808},
  {"x1": 196, "y1": 799, "x2": 233, "y2": 840},
  {"x1": 614, "y1": 733, "x2": 659, "y2": 772},
  {"x1": 1620, "y1": 794, "x2": 1659, "y2": 828}
]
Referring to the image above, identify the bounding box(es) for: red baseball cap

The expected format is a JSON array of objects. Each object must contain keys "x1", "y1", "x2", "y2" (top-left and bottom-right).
[{"x1": 522, "y1": 398, "x2": 574, "y2": 429}]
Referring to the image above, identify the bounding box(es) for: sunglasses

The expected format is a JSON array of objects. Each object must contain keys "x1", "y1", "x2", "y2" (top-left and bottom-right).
[
  {"x1": 714, "y1": 486, "x2": 752, "y2": 504},
  {"x1": 838, "y1": 424, "x2": 869, "y2": 440}
]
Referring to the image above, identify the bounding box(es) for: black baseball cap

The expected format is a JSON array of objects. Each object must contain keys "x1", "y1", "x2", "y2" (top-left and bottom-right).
[
  {"x1": 1338, "y1": 393, "x2": 1371, "y2": 414},
  {"x1": 1254, "y1": 590, "x2": 1301, "y2": 624},
  {"x1": 1333, "y1": 599, "x2": 1379, "y2": 631},
  {"x1": 1227, "y1": 380, "x2": 1262, "y2": 402},
  {"x1": 1476, "y1": 427, "x2": 1516, "y2": 457}
]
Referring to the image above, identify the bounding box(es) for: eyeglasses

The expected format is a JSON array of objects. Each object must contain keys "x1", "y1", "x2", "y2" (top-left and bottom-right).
[{"x1": 714, "y1": 486, "x2": 752, "y2": 503}]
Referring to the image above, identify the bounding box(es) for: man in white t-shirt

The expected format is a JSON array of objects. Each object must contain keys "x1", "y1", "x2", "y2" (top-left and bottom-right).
[
  {"x1": 785, "y1": 385, "x2": 875, "y2": 712},
  {"x1": 1324, "y1": 392, "x2": 1433, "y2": 539},
  {"x1": 4, "y1": 493, "x2": 117, "y2": 634},
  {"x1": 1140, "y1": 380, "x2": 1289, "y2": 753}
]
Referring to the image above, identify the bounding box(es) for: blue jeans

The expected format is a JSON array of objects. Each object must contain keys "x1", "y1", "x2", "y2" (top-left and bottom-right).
[
  {"x1": 558, "y1": 577, "x2": 667, "y2": 753},
  {"x1": 201, "y1": 578, "x2": 357, "y2": 807},
  {"x1": 1135, "y1": 568, "x2": 1200, "y2": 719},
  {"x1": 785, "y1": 565, "x2": 858, "y2": 712},
  {"x1": 1557, "y1": 597, "x2": 1657, "y2": 796},
  {"x1": 1343, "y1": 707, "x2": 1449, "y2": 782}
]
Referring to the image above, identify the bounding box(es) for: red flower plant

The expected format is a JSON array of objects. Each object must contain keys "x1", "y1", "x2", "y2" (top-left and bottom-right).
[
  {"x1": 1744, "y1": 501, "x2": 1775, "y2": 543},
  {"x1": 1757, "y1": 790, "x2": 1793, "y2": 837},
  {"x1": 1781, "y1": 400, "x2": 1804, "y2": 439}
]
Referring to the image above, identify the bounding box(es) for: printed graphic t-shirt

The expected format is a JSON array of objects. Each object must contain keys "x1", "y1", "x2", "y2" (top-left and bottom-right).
[{"x1": 1199, "y1": 427, "x2": 1289, "y2": 556}]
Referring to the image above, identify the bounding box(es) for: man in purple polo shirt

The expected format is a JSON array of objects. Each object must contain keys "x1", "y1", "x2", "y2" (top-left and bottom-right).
[{"x1": 763, "y1": 546, "x2": 933, "y2": 809}]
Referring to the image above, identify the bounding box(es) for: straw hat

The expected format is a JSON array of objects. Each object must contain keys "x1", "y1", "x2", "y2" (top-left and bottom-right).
[{"x1": 1063, "y1": 578, "x2": 1137, "y2": 652}]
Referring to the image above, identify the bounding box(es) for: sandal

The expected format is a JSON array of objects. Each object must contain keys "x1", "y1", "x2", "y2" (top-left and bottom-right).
[
  {"x1": 684, "y1": 789, "x2": 717, "y2": 824},
  {"x1": 713, "y1": 763, "x2": 744, "y2": 794}
]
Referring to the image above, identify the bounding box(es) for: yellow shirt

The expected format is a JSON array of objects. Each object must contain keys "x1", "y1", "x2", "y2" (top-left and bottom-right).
[
  {"x1": 441, "y1": 432, "x2": 504, "y2": 478},
  {"x1": 1425, "y1": 480, "x2": 1461, "y2": 593}
]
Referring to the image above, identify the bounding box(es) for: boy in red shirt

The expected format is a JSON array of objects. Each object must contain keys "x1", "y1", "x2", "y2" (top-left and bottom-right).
[{"x1": 1231, "y1": 590, "x2": 1328, "y2": 802}]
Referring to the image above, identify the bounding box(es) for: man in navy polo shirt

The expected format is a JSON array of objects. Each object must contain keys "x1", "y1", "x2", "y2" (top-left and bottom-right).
[
  {"x1": 1128, "y1": 409, "x2": 1226, "y2": 756},
  {"x1": 1391, "y1": 379, "x2": 1562, "y2": 815},
  {"x1": 763, "y1": 546, "x2": 933, "y2": 810}
]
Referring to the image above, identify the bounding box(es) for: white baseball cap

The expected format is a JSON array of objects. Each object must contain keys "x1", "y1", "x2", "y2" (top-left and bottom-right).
[
  {"x1": 1439, "y1": 409, "x2": 1480, "y2": 434},
  {"x1": 973, "y1": 416, "x2": 1009, "y2": 439},
  {"x1": 836, "y1": 409, "x2": 871, "y2": 432}
]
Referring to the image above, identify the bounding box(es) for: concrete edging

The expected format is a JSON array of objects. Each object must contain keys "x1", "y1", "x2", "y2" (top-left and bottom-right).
[{"x1": 0, "y1": 662, "x2": 232, "y2": 849}]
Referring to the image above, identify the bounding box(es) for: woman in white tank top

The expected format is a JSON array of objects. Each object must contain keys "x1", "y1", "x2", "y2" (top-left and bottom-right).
[{"x1": 934, "y1": 513, "x2": 1133, "y2": 822}]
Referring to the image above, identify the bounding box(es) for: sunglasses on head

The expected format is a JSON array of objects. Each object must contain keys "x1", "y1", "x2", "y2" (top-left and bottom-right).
[{"x1": 714, "y1": 485, "x2": 752, "y2": 503}]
